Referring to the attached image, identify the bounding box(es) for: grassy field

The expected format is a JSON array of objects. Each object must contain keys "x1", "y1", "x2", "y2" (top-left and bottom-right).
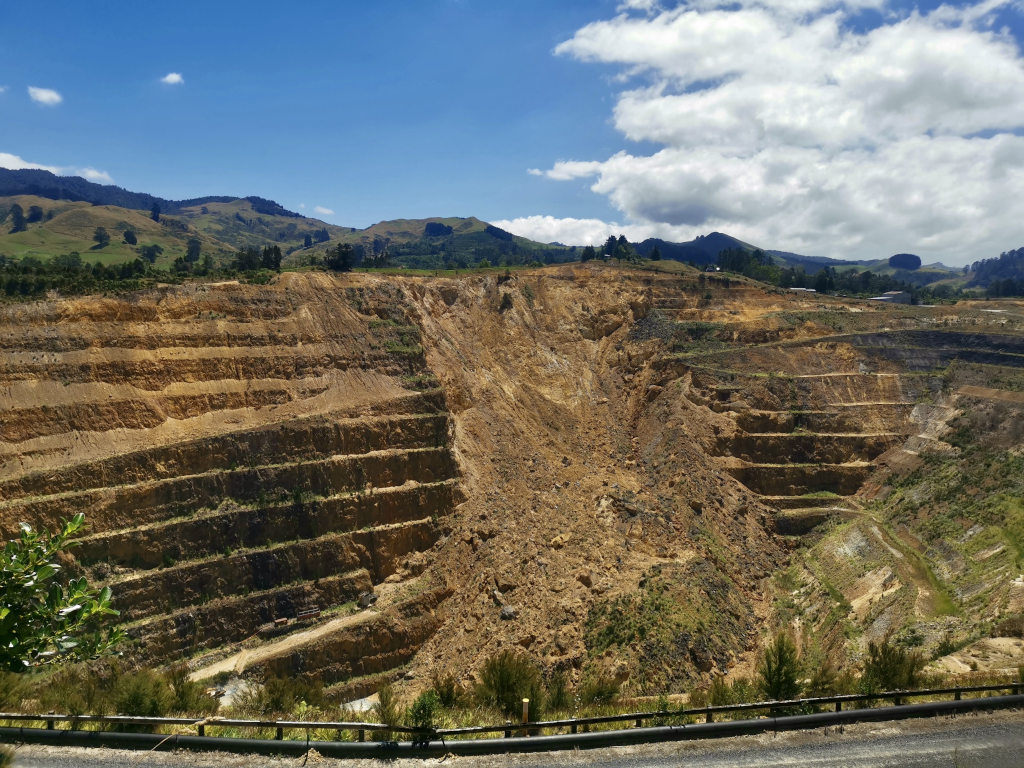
[
  {"x1": 0, "y1": 195, "x2": 231, "y2": 267},
  {"x1": 0, "y1": 195, "x2": 348, "y2": 268}
]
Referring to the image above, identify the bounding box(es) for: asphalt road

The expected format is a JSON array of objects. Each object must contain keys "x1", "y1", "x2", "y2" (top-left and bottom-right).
[{"x1": 6, "y1": 712, "x2": 1024, "y2": 767}]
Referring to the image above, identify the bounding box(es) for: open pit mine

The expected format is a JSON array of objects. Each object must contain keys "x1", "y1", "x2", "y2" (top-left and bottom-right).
[{"x1": 1, "y1": 264, "x2": 1022, "y2": 698}]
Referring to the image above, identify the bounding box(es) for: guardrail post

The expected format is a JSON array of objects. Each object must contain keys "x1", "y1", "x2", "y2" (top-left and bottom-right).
[
  {"x1": 275, "y1": 726, "x2": 283, "y2": 740},
  {"x1": 504, "y1": 721, "x2": 512, "y2": 739},
  {"x1": 954, "y1": 690, "x2": 961, "y2": 701},
  {"x1": 358, "y1": 729, "x2": 365, "y2": 742},
  {"x1": 835, "y1": 701, "x2": 842, "y2": 712},
  {"x1": 198, "y1": 724, "x2": 205, "y2": 737},
  {"x1": 705, "y1": 708, "x2": 713, "y2": 724},
  {"x1": 46, "y1": 716, "x2": 54, "y2": 731},
  {"x1": 570, "y1": 723, "x2": 578, "y2": 734},
  {"x1": 894, "y1": 695, "x2": 901, "y2": 706}
]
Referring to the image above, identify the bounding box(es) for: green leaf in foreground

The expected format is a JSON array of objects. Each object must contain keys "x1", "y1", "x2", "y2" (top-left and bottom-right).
[{"x1": 0, "y1": 514, "x2": 123, "y2": 671}]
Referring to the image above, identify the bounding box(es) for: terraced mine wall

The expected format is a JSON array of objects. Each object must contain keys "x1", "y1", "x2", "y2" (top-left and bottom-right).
[
  {"x1": 3, "y1": 266, "x2": 1020, "y2": 699},
  {"x1": 677, "y1": 328, "x2": 1023, "y2": 530},
  {"x1": 0, "y1": 274, "x2": 461, "y2": 690}
]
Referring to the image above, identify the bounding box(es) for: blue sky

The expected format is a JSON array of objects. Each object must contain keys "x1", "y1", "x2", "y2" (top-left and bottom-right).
[
  {"x1": 3, "y1": 1, "x2": 1024, "y2": 264},
  {"x1": 1, "y1": 1, "x2": 626, "y2": 223}
]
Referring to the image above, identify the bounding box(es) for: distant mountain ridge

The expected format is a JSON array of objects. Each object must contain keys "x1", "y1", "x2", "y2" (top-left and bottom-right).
[
  {"x1": 0, "y1": 168, "x2": 300, "y2": 218},
  {"x1": 5, "y1": 168, "x2": 1013, "y2": 285},
  {"x1": 634, "y1": 232, "x2": 870, "y2": 274},
  {"x1": 0, "y1": 170, "x2": 572, "y2": 269},
  {"x1": 634, "y1": 232, "x2": 754, "y2": 265}
]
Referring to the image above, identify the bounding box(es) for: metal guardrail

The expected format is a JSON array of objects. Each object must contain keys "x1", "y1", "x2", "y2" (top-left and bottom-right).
[
  {"x1": 433, "y1": 682, "x2": 1022, "y2": 737},
  {"x1": 0, "y1": 713, "x2": 417, "y2": 743},
  {"x1": 1, "y1": 694, "x2": 1022, "y2": 758},
  {"x1": 0, "y1": 682, "x2": 1019, "y2": 743}
]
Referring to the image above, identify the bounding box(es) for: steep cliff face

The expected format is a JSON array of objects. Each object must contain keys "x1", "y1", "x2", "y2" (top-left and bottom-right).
[
  {"x1": 392, "y1": 267, "x2": 787, "y2": 691},
  {"x1": 1, "y1": 267, "x2": 1021, "y2": 695}
]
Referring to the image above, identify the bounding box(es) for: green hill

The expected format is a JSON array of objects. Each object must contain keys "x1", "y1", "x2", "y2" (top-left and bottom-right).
[
  {"x1": 0, "y1": 195, "x2": 214, "y2": 267},
  {"x1": 635, "y1": 232, "x2": 757, "y2": 265},
  {"x1": 0, "y1": 168, "x2": 572, "y2": 271},
  {"x1": 829, "y1": 258, "x2": 962, "y2": 287},
  {"x1": 0, "y1": 195, "x2": 357, "y2": 270},
  {"x1": 303, "y1": 216, "x2": 573, "y2": 269}
]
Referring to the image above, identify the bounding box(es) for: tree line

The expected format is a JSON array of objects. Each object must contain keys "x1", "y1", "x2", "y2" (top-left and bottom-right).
[
  {"x1": 0, "y1": 253, "x2": 151, "y2": 298},
  {"x1": 970, "y1": 248, "x2": 1024, "y2": 296},
  {"x1": 714, "y1": 247, "x2": 964, "y2": 302}
]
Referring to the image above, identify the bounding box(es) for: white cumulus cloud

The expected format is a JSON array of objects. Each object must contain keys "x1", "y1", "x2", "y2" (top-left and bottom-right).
[
  {"x1": 535, "y1": 0, "x2": 1024, "y2": 264},
  {"x1": 78, "y1": 167, "x2": 114, "y2": 184},
  {"x1": 0, "y1": 152, "x2": 113, "y2": 183},
  {"x1": 490, "y1": 215, "x2": 690, "y2": 246},
  {"x1": 0, "y1": 152, "x2": 60, "y2": 173},
  {"x1": 160, "y1": 72, "x2": 184, "y2": 85},
  {"x1": 27, "y1": 86, "x2": 62, "y2": 106},
  {"x1": 313, "y1": 206, "x2": 335, "y2": 216}
]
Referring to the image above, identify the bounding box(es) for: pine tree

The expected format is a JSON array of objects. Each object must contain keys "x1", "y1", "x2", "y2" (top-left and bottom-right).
[{"x1": 325, "y1": 243, "x2": 353, "y2": 272}]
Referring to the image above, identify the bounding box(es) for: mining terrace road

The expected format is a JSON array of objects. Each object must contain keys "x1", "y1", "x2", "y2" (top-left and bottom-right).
[
  {"x1": 8, "y1": 711, "x2": 1024, "y2": 767},
  {"x1": 188, "y1": 608, "x2": 379, "y2": 682},
  {"x1": 958, "y1": 385, "x2": 1024, "y2": 404}
]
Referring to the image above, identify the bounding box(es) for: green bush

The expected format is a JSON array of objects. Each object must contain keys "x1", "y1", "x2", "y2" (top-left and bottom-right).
[
  {"x1": 227, "y1": 681, "x2": 268, "y2": 718},
  {"x1": 653, "y1": 694, "x2": 671, "y2": 725},
  {"x1": 577, "y1": 669, "x2": 620, "y2": 709},
  {"x1": 0, "y1": 671, "x2": 29, "y2": 711},
  {"x1": 688, "y1": 687, "x2": 708, "y2": 708},
  {"x1": 407, "y1": 690, "x2": 439, "y2": 731},
  {"x1": 113, "y1": 669, "x2": 172, "y2": 718},
  {"x1": 475, "y1": 650, "x2": 544, "y2": 719},
  {"x1": 263, "y1": 676, "x2": 326, "y2": 714},
  {"x1": 546, "y1": 670, "x2": 571, "y2": 712},
  {"x1": 709, "y1": 675, "x2": 731, "y2": 706},
  {"x1": 373, "y1": 683, "x2": 401, "y2": 742},
  {"x1": 709, "y1": 675, "x2": 758, "y2": 706},
  {"x1": 804, "y1": 657, "x2": 839, "y2": 697},
  {"x1": 758, "y1": 632, "x2": 801, "y2": 701},
  {"x1": 39, "y1": 665, "x2": 111, "y2": 716},
  {"x1": 521, "y1": 283, "x2": 535, "y2": 307},
  {"x1": 165, "y1": 664, "x2": 218, "y2": 715},
  {"x1": 430, "y1": 672, "x2": 464, "y2": 709},
  {"x1": 861, "y1": 638, "x2": 925, "y2": 693}
]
